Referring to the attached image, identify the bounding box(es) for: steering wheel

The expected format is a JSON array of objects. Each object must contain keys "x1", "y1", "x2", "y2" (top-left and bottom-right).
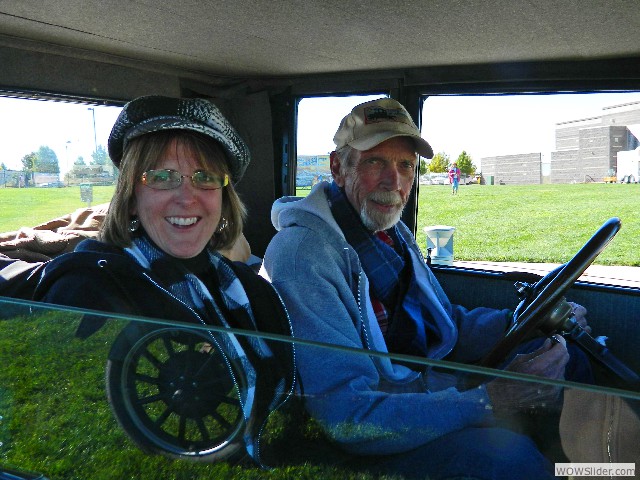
[{"x1": 480, "y1": 218, "x2": 623, "y2": 371}]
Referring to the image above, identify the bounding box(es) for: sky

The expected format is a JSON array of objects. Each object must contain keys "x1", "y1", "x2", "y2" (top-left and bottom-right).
[
  {"x1": 0, "y1": 97, "x2": 122, "y2": 173},
  {"x1": 3, "y1": 91, "x2": 640, "y2": 175},
  {"x1": 423, "y1": 92, "x2": 640, "y2": 166},
  {"x1": 297, "y1": 91, "x2": 640, "y2": 171},
  {"x1": 297, "y1": 95, "x2": 384, "y2": 155}
]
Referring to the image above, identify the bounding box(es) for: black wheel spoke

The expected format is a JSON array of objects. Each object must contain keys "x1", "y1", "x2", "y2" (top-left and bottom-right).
[
  {"x1": 154, "y1": 405, "x2": 173, "y2": 427},
  {"x1": 176, "y1": 335, "x2": 198, "y2": 375},
  {"x1": 162, "y1": 336, "x2": 175, "y2": 356},
  {"x1": 195, "y1": 417, "x2": 211, "y2": 441},
  {"x1": 210, "y1": 411, "x2": 233, "y2": 429},
  {"x1": 198, "y1": 372, "x2": 235, "y2": 389},
  {"x1": 178, "y1": 415, "x2": 187, "y2": 442},
  {"x1": 214, "y1": 394, "x2": 240, "y2": 407},
  {"x1": 194, "y1": 351, "x2": 220, "y2": 378},
  {"x1": 141, "y1": 348, "x2": 163, "y2": 369},
  {"x1": 134, "y1": 372, "x2": 160, "y2": 385},
  {"x1": 138, "y1": 392, "x2": 167, "y2": 405}
]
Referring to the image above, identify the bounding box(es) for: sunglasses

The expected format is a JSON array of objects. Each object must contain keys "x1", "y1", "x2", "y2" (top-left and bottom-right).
[{"x1": 141, "y1": 169, "x2": 229, "y2": 190}]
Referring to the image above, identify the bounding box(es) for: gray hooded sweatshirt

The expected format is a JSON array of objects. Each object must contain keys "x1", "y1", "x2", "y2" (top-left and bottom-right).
[{"x1": 261, "y1": 182, "x2": 511, "y2": 455}]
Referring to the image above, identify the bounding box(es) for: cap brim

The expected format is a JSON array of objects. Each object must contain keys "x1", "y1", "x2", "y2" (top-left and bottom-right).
[{"x1": 349, "y1": 131, "x2": 434, "y2": 159}]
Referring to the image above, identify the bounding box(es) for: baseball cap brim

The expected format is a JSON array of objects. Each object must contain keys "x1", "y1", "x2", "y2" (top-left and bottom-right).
[{"x1": 349, "y1": 131, "x2": 434, "y2": 159}]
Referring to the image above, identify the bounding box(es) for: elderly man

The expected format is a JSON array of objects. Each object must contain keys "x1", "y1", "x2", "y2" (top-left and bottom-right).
[{"x1": 261, "y1": 98, "x2": 588, "y2": 479}]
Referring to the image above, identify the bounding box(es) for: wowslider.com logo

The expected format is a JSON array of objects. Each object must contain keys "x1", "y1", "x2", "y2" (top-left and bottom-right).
[{"x1": 555, "y1": 463, "x2": 635, "y2": 477}]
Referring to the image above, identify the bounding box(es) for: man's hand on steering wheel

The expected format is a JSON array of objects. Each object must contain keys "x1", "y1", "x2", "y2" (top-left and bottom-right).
[
  {"x1": 486, "y1": 335, "x2": 569, "y2": 416},
  {"x1": 567, "y1": 301, "x2": 591, "y2": 334}
]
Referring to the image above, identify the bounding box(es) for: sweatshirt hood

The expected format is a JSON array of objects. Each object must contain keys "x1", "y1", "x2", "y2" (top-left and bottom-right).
[{"x1": 271, "y1": 181, "x2": 343, "y2": 235}]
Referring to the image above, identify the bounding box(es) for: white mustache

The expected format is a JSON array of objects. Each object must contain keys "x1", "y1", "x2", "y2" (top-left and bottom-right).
[{"x1": 367, "y1": 190, "x2": 403, "y2": 206}]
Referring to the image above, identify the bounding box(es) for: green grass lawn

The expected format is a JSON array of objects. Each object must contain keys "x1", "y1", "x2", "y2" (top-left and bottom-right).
[
  {"x1": 2, "y1": 183, "x2": 639, "y2": 265},
  {"x1": 0, "y1": 186, "x2": 115, "y2": 232},
  {"x1": 415, "y1": 183, "x2": 640, "y2": 266}
]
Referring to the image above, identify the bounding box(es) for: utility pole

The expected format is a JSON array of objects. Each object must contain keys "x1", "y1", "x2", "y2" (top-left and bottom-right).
[{"x1": 88, "y1": 107, "x2": 98, "y2": 156}]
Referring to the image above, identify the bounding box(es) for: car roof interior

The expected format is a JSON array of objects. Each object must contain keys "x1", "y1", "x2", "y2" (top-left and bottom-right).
[{"x1": 2, "y1": 0, "x2": 640, "y2": 255}]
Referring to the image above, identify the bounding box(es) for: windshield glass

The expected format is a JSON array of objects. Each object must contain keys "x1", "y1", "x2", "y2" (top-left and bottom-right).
[
  {"x1": 1, "y1": 297, "x2": 637, "y2": 479},
  {"x1": 295, "y1": 95, "x2": 385, "y2": 196}
]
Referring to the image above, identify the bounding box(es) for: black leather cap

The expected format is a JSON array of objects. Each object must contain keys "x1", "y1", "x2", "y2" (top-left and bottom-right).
[{"x1": 108, "y1": 96, "x2": 250, "y2": 183}]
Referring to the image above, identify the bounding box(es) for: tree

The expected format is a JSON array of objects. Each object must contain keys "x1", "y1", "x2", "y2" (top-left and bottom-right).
[
  {"x1": 455, "y1": 150, "x2": 476, "y2": 176},
  {"x1": 428, "y1": 152, "x2": 450, "y2": 173},
  {"x1": 21, "y1": 152, "x2": 36, "y2": 171},
  {"x1": 419, "y1": 158, "x2": 429, "y2": 176},
  {"x1": 0, "y1": 162, "x2": 6, "y2": 170},
  {"x1": 74, "y1": 156, "x2": 86, "y2": 166},
  {"x1": 91, "y1": 145, "x2": 108, "y2": 166},
  {"x1": 21, "y1": 152, "x2": 37, "y2": 186},
  {"x1": 35, "y1": 145, "x2": 60, "y2": 174}
]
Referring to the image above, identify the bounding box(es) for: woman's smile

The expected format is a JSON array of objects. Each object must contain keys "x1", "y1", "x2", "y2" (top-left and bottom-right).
[{"x1": 166, "y1": 216, "x2": 200, "y2": 227}]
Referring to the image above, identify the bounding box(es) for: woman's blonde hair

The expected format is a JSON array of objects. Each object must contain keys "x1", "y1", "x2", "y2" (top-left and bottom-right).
[{"x1": 100, "y1": 130, "x2": 246, "y2": 251}]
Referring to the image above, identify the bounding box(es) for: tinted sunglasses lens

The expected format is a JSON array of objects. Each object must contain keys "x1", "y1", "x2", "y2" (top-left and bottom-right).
[
  {"x1": 143, "y1": 170, "x2": 180, "y2": 189},
  {"x1": 192, "y1": 171, "x2": 229, "y2": 189}
]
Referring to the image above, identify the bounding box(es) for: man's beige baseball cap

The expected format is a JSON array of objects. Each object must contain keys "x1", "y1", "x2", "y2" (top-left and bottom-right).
[{"x1": 333, "y1": 98, "x2": 434, "y2": 158}]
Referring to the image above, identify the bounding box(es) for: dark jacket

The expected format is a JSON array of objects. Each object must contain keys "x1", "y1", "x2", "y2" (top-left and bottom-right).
[
  {"x1": 32, "y1": 238, "x2": 295, "y2": 465},
  {"x1": 34, "y1": 239, "x2": 290, "y2": 340}
]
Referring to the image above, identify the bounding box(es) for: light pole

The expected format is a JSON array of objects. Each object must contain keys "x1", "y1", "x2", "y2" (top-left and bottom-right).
[
  {"x1": 88, "y1": 107, "x2": 98, "y2": 157},
  {"x1": 65, "y1": 140, "x2": 71, "y2": 186}
]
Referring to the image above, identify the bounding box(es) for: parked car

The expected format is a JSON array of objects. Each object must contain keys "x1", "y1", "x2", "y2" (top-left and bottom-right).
[
  {"x1": 37, "y1": 181, "x2": 65, "y2": 188},
  {"x1": 429, "y1": 173, "x2": 449, "y2": 185}
]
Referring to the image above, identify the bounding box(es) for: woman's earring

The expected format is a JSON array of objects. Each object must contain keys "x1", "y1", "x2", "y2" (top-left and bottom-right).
[
  {"x1": 216, "y1": 216, "x2": 228, "y2": 233},
  {"x1": 129, "y1": 217, "x2": 140, "y2": 233}
]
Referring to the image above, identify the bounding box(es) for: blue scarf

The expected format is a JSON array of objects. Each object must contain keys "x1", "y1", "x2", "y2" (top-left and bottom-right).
[
  {"x1": 126, "y1": 234, "x2": 248, "y2": 322},
  {"x1": 327, "y1": 183, "x2": 441, "y2": 358},
  {"x1": 327, "y1": 182, "x2": 406, "y2": 306},
  {"x1": 124, "y1": 234, "x2": 278, "y2": 463}
]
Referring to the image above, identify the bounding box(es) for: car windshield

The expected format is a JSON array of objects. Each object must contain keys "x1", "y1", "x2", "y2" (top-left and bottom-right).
[
  {"x1": 1, "y1": 297, "x2": 638, "y2": 479},
  {"x1": 416, "y1": 91, "x2": 640, "y2": 285}
]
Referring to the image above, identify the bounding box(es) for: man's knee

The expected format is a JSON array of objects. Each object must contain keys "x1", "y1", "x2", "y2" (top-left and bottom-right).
[{"x1": 430, "y1": 427, "x2": 554, "y2": 479}]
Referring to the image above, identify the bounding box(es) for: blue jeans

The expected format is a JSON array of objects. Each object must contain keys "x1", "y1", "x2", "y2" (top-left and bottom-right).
[
  {"x1": 351, "y1": 339, "x2": 592, "y2": 479},
  {"x1": 355, "y1": 427, "x2": 555, "y2": 480}
]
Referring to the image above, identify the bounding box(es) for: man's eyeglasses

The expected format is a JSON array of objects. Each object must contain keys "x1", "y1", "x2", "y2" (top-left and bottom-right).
[{"x1": 141, "y1": 169, "x2": 229, "y2": 190}]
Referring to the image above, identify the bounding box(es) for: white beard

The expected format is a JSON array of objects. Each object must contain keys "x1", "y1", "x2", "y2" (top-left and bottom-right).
[{"x1": 359, "y1": 190, "x2": 405, "y2": 232}]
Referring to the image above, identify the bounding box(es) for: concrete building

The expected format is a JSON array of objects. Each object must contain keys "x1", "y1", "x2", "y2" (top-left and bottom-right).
[
  {"x1": 481, "y1": 153, "x2": 542, "y2": 185},
  {"x1": 549, "y1": 101, "x2": 640, "y2": 183},
  {"x1": 481, "y1": 100, "x2": 640, "y2": 185}
]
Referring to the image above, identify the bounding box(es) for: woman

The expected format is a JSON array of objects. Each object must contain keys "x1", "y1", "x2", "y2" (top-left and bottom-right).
[
  {"x1": 34, "y1": 95, "x2": 294, "y2": 465},
  {"x1": 448, "y1": 161, "x2": 460, "y2": 195}
]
